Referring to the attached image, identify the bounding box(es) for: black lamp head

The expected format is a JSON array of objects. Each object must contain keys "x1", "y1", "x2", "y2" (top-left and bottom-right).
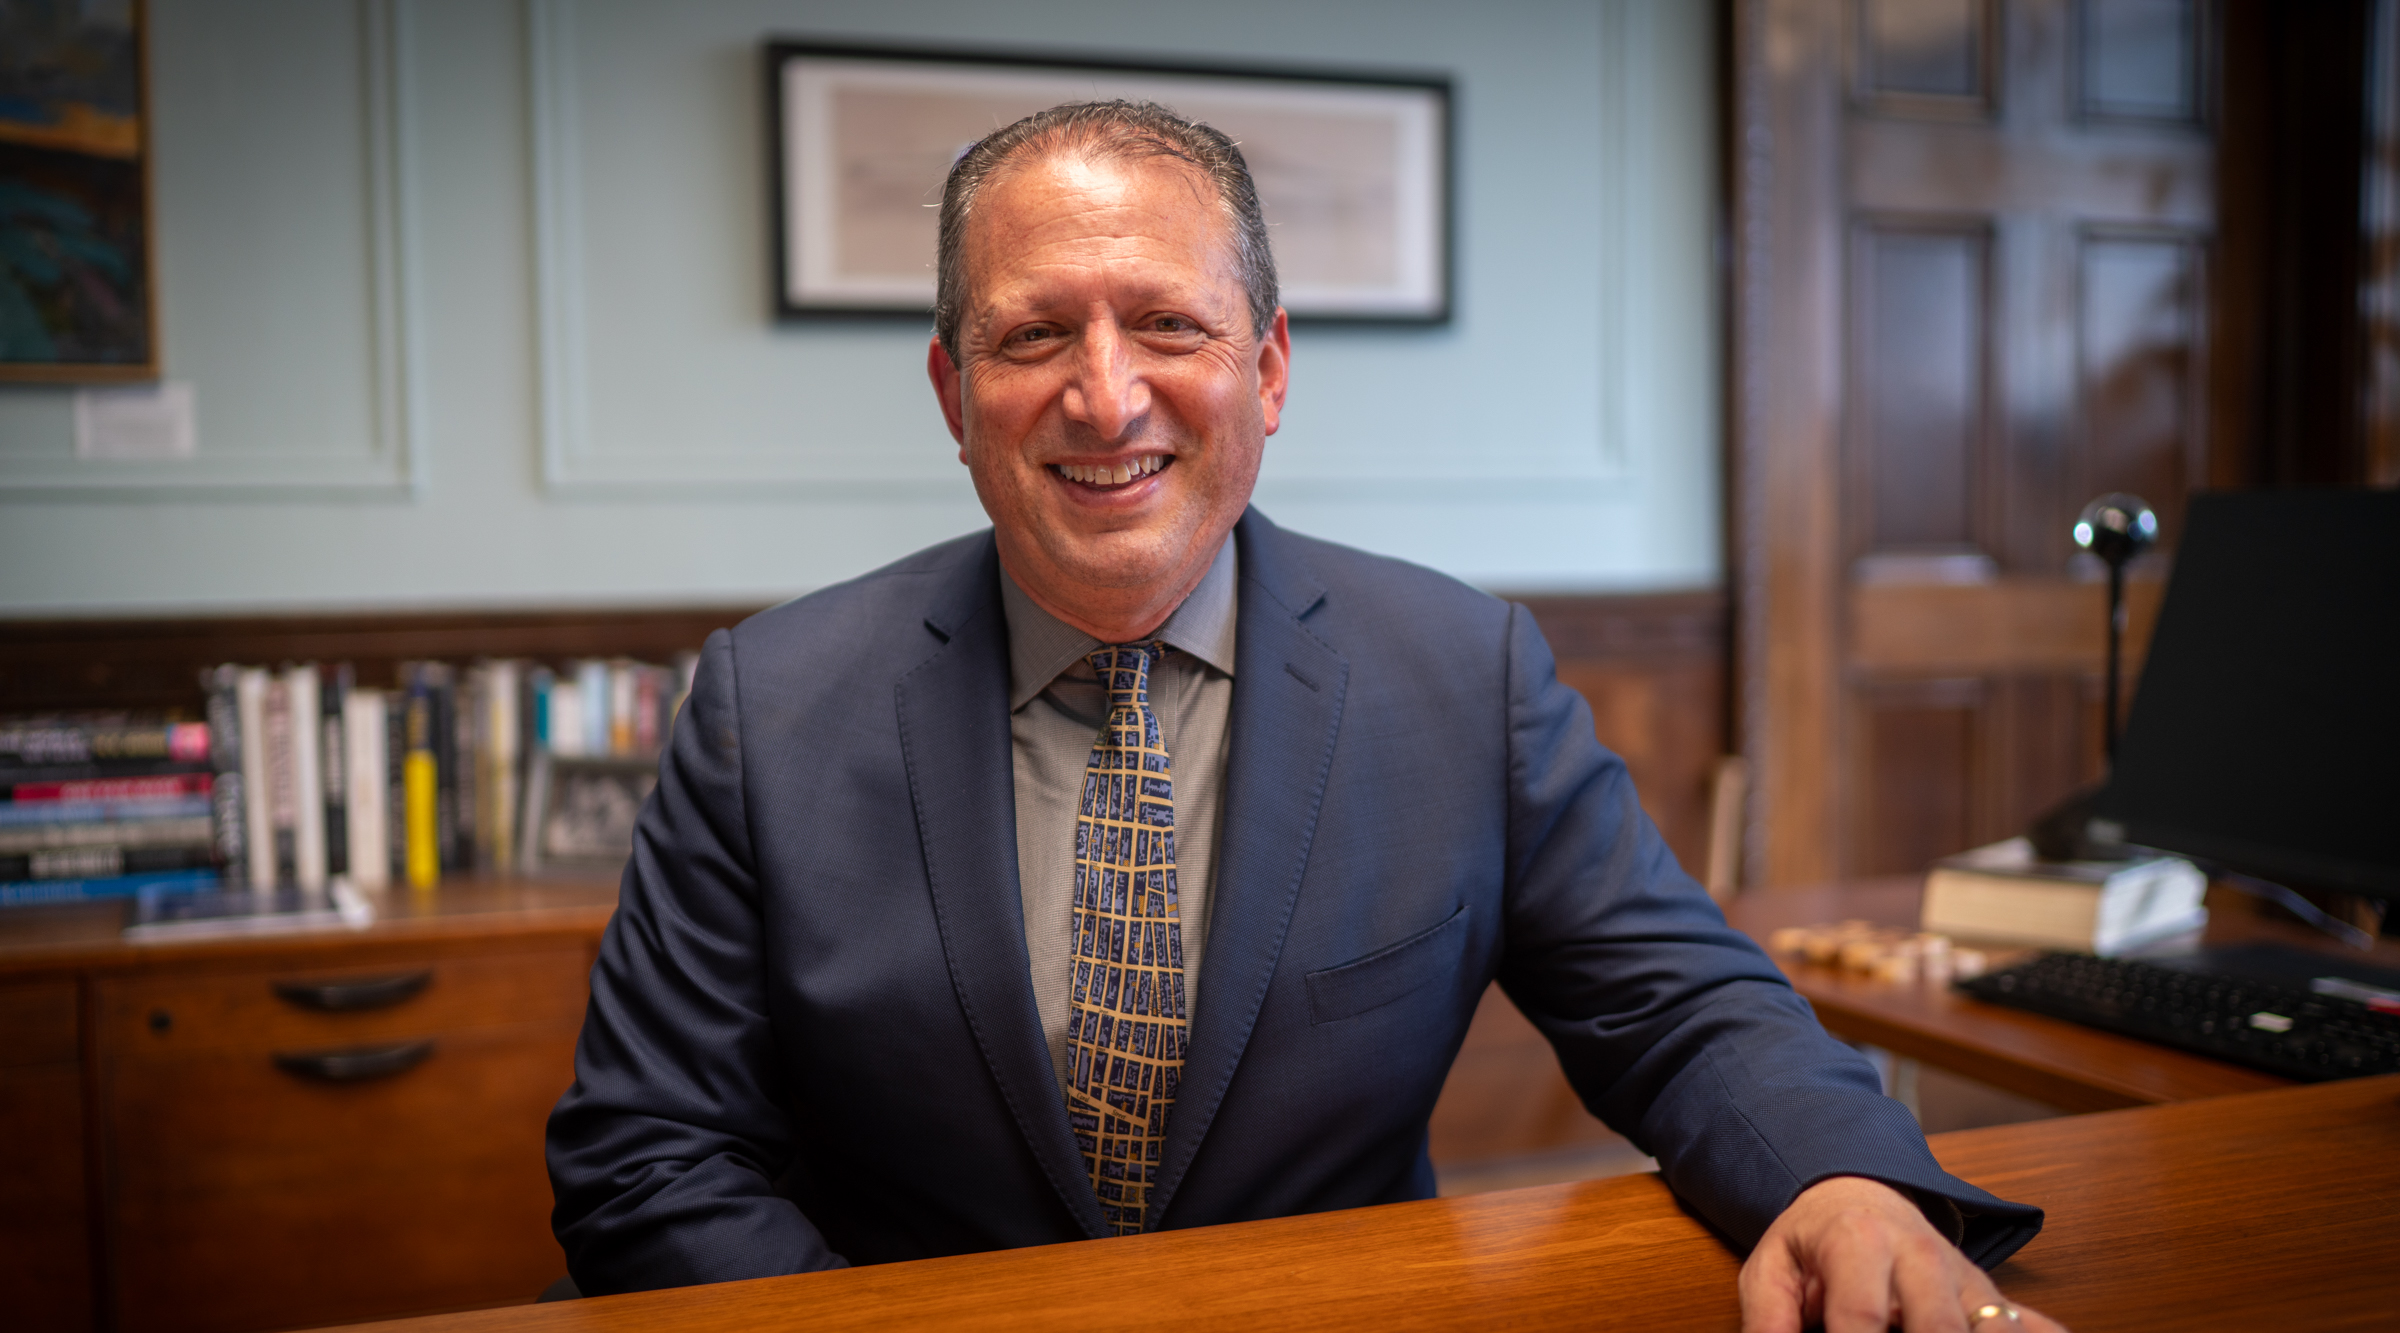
[{"x1": 2074, "y1": 493, "x2": 2159, "y2": 568}]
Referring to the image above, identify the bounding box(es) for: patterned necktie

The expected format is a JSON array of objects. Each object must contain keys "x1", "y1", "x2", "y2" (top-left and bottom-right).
[{"x1": 1063, "y1": 641, "x2": 1189, "y2": 1236}]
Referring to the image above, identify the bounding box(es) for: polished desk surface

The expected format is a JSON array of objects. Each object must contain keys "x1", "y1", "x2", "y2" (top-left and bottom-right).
[
  {"x1": 1724, "y1": 879, "x2": 2400, "y2": 1112},
  {"x1": 324, "y1": 1074, "x2": 2400, "y2": 1333},
  {"x1": 0, "y1": 877, "x2": 620, "y2": 977}
]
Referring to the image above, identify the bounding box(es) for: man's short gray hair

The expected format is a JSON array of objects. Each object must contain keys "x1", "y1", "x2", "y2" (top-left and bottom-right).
[{"x1": 933, "y1": 100, "x2": 1279, "y2": 363}]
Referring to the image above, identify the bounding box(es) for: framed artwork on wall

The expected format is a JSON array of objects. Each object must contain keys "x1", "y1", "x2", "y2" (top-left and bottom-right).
[
  {"x1": 0, "y1": 0, "x2": 159, "y2": 382},
  {"x1": 765, "y1": 40, "x2": 1452, "y2": 323}
]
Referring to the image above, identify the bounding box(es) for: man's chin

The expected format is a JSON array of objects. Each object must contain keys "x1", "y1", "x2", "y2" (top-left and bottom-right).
[
  {"x1": 1040, "y1": 532, "x2": 1188, "y2": 592},
  {"x1": 1006, "y1": 518, "x2": 1224, "y2": 615}
]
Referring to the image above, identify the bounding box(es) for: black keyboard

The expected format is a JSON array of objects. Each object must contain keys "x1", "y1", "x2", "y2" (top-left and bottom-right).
[{"x1": 1956, "y1": 951, "x2": 2400, "y2": 1082}]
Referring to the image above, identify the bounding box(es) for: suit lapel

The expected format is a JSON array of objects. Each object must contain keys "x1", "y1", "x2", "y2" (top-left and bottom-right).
[
  {"x1": 896, "y1": 539, "x2": 1109, "y2": 1238},
  {"x1": 1150, "y1": 510, "x2": 1349, "y2": 1226}
]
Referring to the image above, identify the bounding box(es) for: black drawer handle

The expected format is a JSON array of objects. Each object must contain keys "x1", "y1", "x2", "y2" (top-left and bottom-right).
[
  {"x1": 271, "y1": 970, "x2": 433, "y2": 1012},
  {"x1": 272, "y1": 1039, "x2": 436, "y2": 1082}
]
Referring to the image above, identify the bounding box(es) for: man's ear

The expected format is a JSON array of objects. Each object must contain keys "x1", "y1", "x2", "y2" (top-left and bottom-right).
[
  {"x1": 1256, "y1": 308, "x2": 1291, "y2": 436},
  {"x1": 927, "y1": 336, "x2": 969, "y2": 454}
]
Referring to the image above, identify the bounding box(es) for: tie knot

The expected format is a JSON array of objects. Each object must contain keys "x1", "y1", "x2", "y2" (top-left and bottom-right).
[{"x1": 1087, "y1": 641, "x2": 1168, "y2": 707}]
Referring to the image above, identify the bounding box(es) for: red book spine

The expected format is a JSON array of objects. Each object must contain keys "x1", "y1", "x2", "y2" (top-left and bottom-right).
[
  {"x1": 7, "y1": 773, "x2": 214, "y2": 804},
  {"x1": 634, "y1": 668, "x2": 662, "y2": 756}
]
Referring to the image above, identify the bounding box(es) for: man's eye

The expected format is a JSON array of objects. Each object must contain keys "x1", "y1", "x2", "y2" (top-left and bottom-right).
[
  {"x1": 1010, "y1": 327, "x2": 1058, "y2": 347},
  {"x1": 1150, "y1": 316, "x2": 1194, "y2": 333}
]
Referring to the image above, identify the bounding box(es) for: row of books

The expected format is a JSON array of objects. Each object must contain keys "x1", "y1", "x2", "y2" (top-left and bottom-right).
[
  {"x1": 0, "y1": 716, "x2": 223, "y2": 906},
  {"x1": 0, "y1": 654, "x2": 696, "y2": 906}
]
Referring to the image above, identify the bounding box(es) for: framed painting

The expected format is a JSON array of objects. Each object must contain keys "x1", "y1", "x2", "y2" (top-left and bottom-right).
[
  {"x1": 766, "y1": 41, "x2": 1452, "y2": 323},
  {"x1": 0, "y1": 0, "x2": 158, "y2": 382}
]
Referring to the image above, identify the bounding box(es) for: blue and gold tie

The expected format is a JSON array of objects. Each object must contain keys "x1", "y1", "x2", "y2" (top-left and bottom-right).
[{"x1": 1063, "y1": 642, "x2": 1189, "y2": 1236}]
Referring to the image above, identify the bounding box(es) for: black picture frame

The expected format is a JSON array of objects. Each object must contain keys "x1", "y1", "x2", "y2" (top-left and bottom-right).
[
  {"x1": 764, "y1": 39, "x2": 1453, "y2": 325},
  {"x1": 517, "y1": 752, "x2": 657, "y2": 878}
]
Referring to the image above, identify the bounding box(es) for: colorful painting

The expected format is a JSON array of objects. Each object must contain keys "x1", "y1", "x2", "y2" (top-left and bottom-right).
[{"x1": 0, "y1": 0, "x2": 156, "y2": 381}]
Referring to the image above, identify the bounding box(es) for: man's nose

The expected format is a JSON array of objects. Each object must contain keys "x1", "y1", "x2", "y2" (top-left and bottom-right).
[{"x1": 1061, "y1": 318, "x2": 1149, "y2": 442}]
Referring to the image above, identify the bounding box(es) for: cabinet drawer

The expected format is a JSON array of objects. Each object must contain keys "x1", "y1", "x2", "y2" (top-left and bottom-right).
[
  {"x1": 107, "y1": 1020, "x2": 579, "y2": 1333},
  {"x1": 99, "y1": 944, "x2": 591, "y2": 1058}
]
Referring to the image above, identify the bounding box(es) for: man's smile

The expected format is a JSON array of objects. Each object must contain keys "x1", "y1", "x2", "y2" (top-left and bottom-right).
[{"x1": 1052, "y1": 454, "x2": 1174, "y2": 491}]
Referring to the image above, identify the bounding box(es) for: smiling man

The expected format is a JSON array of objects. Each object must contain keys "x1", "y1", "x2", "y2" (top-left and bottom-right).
[{"x1": 548, "y1": 102, "x2": 2058, "y2": 1332}]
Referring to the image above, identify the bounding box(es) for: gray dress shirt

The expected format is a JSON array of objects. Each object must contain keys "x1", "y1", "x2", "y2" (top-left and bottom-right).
[{"x1": 1000, "y1": 537, "x2": 1238, "y2": 1100}]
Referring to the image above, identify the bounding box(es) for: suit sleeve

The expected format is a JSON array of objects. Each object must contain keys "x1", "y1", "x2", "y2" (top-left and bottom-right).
[
  {"x1": 1493, "y1": 604, "x2": 2042, "y2": 1265},
  {"x1": 546, "y1": 629, "x2": 848, "y2": 1292}
]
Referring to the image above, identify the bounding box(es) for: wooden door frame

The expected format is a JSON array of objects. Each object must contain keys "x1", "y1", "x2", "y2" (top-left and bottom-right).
[{"x1": 1730, "y1": 0, "x2": 1849, "y2": 887}]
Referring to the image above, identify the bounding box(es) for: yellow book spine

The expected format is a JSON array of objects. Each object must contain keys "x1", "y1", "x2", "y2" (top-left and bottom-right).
[{"x1": 404, "y1": 751, "x2": 439, "y2": 889}]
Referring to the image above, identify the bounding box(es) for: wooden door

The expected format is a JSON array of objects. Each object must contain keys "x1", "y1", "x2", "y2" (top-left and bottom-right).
[{"x1": 1735, "y1": 0, "x2": 2218, "y2": 884}]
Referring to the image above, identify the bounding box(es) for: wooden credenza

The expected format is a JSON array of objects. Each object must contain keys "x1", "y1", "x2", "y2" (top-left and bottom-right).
[
  {"x1": 0, "y1": 881, "x2": 618, "y2": 1333},
  {"x1": 0, "y1": 874, "x2": 1651, "y2": 1332}
]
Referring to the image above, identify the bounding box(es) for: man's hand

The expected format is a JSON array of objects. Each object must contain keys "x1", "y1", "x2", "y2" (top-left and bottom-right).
[{"x1": 1739, "y1": 1176, "x2": 2066, "y2": 1333}]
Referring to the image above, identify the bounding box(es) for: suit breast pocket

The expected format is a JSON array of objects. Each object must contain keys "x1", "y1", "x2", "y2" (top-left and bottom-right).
[{"x1": 1303, "y1": 904, "x2": 1470, "y2": 1025}]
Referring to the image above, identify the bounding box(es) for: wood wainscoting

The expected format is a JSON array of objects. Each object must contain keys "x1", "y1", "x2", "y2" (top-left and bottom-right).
[
  {"x1": 1511, "y1": 591, "x2": 1728, "y2": 880},
  {"x1": 0, "y1": 589, "x2": 1727, "y2": 1195},
  {"x1": 1435, "y1": 591, "x2": 1727, "y2": 1187},
  {"x1": 0, "y1": 591, "x2": 1729, "y2": 873},
  {"x1": 0, "y1": 605, "x2": 763, "y2": 713}
]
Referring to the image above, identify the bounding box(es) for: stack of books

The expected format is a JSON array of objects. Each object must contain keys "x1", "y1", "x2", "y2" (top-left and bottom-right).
[
  {"x1": 0, "y1": 715, "x2": 224, "y2": 905},
  {"x1": 1920, "y1": 836, "x2": 2208, "y2": 956},
  {"x1": 0, "y1": 652, "x2": 697, "y2": 908}
]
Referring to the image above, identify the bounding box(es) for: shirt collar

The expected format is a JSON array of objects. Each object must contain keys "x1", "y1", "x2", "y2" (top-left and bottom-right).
[{"x1": 1000, "y1": 535, "x2": 1239, "y2": 712}]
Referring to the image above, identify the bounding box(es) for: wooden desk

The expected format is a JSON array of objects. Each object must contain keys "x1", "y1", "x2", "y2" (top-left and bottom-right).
[
  {"x1": 0, "y1": 879, "x2": 618, "y2": 1333},
  {"x1": 321, "y1": 1074, "x2": 2400, "y2": 1332},
  {"x1": 1723, "y1": 879, "x2": 2400, "y2": 1112}
]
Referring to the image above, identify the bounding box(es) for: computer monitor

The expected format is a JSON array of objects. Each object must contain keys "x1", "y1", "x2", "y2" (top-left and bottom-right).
[{"x1": 2094, "y1": 490, "x2": 2400, "y2": 901}]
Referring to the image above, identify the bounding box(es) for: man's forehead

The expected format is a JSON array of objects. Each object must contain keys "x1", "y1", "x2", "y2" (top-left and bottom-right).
[
  {"x1": 975, "y1": 150, "x2": 1221, "y2": 239},
  {"x1": 964, "y1": 149, "x2": 1235, "y2": 281}
]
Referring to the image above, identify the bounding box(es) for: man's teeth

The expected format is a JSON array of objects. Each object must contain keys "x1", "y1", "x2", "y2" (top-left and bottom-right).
[{"x1": 1055, "y1": 456, "x2": 1167, "y2": 485}]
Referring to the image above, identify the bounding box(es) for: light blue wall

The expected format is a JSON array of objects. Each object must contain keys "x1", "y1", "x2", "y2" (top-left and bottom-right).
[{"x1": 0, "y1": 0, "x2": 1720, "y2": 615}]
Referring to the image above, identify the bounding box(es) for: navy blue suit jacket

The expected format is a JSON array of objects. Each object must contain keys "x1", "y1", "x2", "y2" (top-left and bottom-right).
[{"x1": 547, "y1": 509, "x2": 2040, "y2": 1292}]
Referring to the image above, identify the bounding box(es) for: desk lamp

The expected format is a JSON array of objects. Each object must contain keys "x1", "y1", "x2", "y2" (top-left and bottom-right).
[
  {"x1": 2028, "y1": 493, "x2": 2157, "y2": 860},
  {"x1": 2073, "y1": 493, "x2": 2159, "y2": 763}
]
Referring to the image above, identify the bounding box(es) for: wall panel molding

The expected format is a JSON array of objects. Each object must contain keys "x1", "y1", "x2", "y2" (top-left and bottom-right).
[
  {"x1": 1591, "y1": 0, "x2": 1643, "y2": 477},
  {"x1": 524, "y1": 0, "x2": 1674, "y2": 499},
  {"x1": 526, "y1": 0, "x2": 592, "y2": 495},
  {"x1": 528, "y1": 0, "x2": 971, "y2": 497},
  {"x1": 0, "y1": 0, "x2": 426, "y2": 499}
]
